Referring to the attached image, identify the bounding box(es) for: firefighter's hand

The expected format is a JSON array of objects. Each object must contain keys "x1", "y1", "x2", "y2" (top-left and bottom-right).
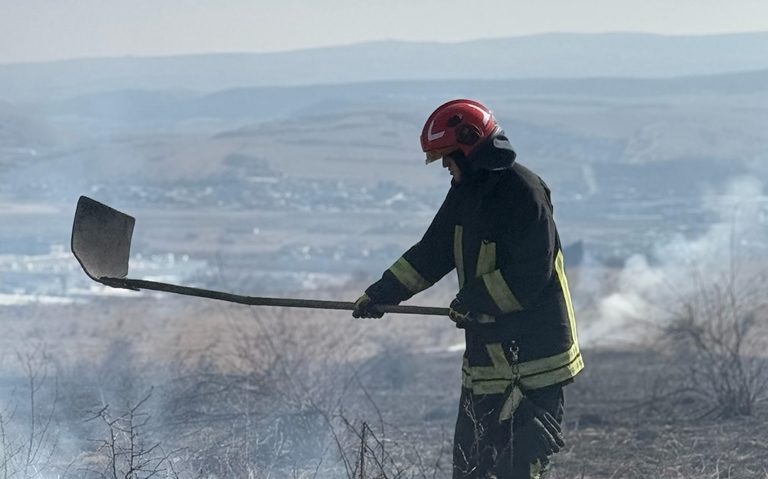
[
  {"x1": 353, "y1": 293, "x2": 384, "y2": 319},
  {"x1": 514, "y1": 397, "x2": 565, "y2": 463},
  {"x1": 448, "y1": 298, "x2": 474, "y2": 328}
]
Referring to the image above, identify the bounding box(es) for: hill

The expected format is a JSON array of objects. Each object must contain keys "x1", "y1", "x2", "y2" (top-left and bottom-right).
[{"x1": 1, "y1": 32, "x2": 768, "y2": 100}]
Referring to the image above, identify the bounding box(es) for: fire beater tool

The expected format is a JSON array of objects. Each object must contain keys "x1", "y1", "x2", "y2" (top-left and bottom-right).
[{"x1": 71, "y1": 196, "x2": 449, "y2": 316}]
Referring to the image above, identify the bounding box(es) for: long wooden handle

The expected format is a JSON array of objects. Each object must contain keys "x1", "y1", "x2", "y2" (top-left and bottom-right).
[{"x1": 100, "y1": 277, "x2": 450, "y2": 316}]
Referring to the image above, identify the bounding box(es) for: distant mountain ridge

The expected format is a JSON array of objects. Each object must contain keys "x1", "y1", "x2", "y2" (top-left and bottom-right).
[
  {"x1": 42, "y1": 68, "x2": 768, "y2": 126},
  {"x1": 1, "y1": 32, "x2": 767, "y2": 101}
]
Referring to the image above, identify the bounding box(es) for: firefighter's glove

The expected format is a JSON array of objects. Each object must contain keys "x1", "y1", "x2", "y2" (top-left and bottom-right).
[
  {"x1": 352, "y1": 293, "x2": 384, "y2": 319},
  {"x1": 514, "y1": 396, "x2": 565, "y2": 463},
  {"x1": 448, "y1": 298, "x2": 474, "y2": 329}
]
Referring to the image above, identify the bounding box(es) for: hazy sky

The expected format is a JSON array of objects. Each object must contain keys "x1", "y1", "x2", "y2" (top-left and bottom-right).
[{"x1": 3, "y1": 0, "x2": 768, "y2": 64}]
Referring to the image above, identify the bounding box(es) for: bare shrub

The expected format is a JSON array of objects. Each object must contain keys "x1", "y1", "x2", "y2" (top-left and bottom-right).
[
  {"x1": 159, "y1": 307, "x2": 360, "y2": 476},
  {"x1": 337, "y1": 420, "x2": 449, "y2": 479},
  {"x1": 156, "y1": 304, "x2": 453, "y2": 478},
  {"x1": 0, "y1": 344, "x2": 61, "y2": 479},
  {"x1": 662, "y1": 267, "x2": 768, "y2": 418},
  {"x1": 83, "y1": 389, "x2": 181, "y2": 479},
  {"x1": 55, "y1": 338, "x2": 152, "y2": 460}
]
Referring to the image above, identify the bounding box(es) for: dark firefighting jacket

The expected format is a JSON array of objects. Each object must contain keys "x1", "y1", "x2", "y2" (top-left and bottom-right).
[{"x1": 366, "y1": 132, "x2": 583, "y2": 396}]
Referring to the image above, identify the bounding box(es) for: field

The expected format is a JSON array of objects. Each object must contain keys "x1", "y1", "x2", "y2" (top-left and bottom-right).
[{"x1": 1, "y1": 268, "x2": 767, "y2": 479}]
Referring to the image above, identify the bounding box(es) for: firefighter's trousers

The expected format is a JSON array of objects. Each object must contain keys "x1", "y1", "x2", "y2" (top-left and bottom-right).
[{"x1": 452, "y1": 384, "x2": 565, "y2": 479}]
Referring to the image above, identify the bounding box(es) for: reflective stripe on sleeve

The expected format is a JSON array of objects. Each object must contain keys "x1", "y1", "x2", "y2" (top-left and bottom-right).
[
  {"x1": 388, "y1": 256, "x2": 431, "y2": 294},
  {"x1": 482, "y1": 270, "x2": 523, "y2": 313}
]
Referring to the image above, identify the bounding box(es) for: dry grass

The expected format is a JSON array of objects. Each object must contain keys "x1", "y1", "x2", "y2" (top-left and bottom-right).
[
  {"x1": 1, "y1": 291, "x2": 768, "y2": 478},
  {"x1": 549, "y1": 349, "x2": 768, "y2": 479}
]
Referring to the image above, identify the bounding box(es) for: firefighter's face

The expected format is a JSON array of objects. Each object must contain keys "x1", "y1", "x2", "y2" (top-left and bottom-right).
[{"x1": 442, "y1": 155, "x2": 463, "y2": 184}]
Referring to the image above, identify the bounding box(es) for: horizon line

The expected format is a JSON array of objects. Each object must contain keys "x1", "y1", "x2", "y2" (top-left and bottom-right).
[{"x1": 2, "y1": 29, "x2": 767, "y2": 68}]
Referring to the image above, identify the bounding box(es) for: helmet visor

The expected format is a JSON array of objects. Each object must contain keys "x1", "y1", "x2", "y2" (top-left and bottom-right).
[{"x1": 424, "y1": 147, "x2": 459, "y2": 165}]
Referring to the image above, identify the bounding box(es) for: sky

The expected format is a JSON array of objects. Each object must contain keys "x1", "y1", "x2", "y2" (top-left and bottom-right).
[{"x1": 2, "y1": 0, "x2": 768, "y2": 64}]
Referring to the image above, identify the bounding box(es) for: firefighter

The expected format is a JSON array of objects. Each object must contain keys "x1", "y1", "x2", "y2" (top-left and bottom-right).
[{"x1": 353, "y1": 99, "x2": 583, "y2": 478}]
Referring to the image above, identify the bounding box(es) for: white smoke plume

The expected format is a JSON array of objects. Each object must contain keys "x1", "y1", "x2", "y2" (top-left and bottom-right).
[{"x1": 580, "y1": 176, "x2": 768, "y2": 346}]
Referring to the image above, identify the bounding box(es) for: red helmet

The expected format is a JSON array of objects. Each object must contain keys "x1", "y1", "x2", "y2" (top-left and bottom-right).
[{"x1": 420, "y1": 99, "x2": 498, "y2": 164}]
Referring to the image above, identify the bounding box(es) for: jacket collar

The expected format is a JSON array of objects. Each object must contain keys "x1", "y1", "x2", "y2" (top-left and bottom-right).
[{"x1": 467, "y1": 129, "x2": 517, "y2": 172}]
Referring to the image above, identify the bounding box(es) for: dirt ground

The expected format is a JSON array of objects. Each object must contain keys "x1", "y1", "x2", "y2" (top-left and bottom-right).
[
  {"x1": 549, "y1": 349, "x2": 768, "y2": 479},
  {"x1": 1, "y1": 292, "x2": 767, "y2": 478},
  {"x1": 352, "y1": 346, "x2": 768, "y2": 479}
]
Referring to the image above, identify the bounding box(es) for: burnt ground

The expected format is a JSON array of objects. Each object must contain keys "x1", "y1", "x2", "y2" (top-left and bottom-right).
[
  {"x1": 358, "y1": 348, "x2": 768, "y2": 479},
  {"x1": 0, "y1": 298, "x2": 767, "y2": 478},
  {"x1": 541, "y1": 349, "x2": 768, "y2": 479}
]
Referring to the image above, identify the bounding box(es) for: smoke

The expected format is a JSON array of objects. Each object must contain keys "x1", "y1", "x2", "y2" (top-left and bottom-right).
[{"x1": 580, "y1": 176, "x2": 768, "y2": 346}]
